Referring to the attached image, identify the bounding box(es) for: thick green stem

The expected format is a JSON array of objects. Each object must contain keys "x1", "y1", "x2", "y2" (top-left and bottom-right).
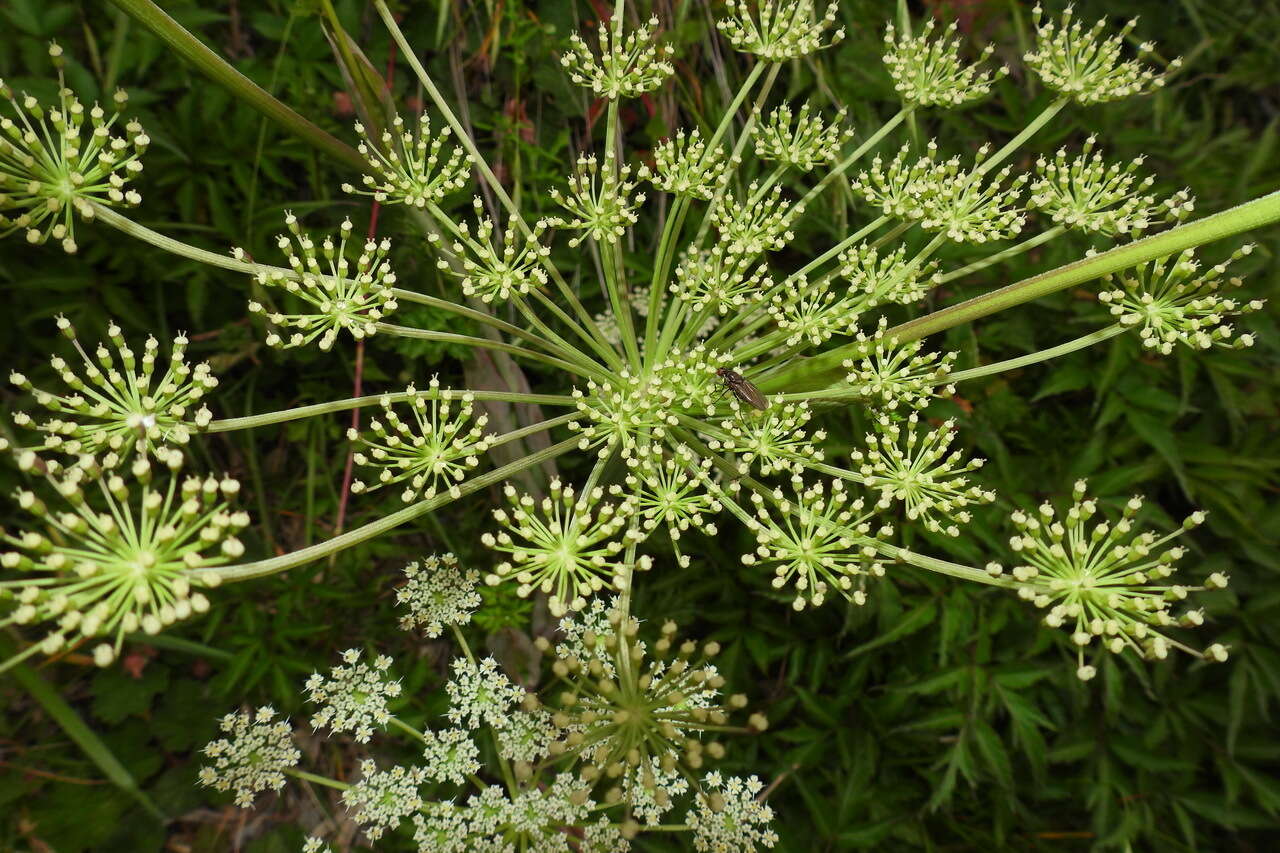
[
  {"x1": 106, "y1": 0, "x2": 364, "y2": 170},
  {"x1": 761, "y1": 189, "x2": 1280, "y2": 392},
  {"x1": 948, "y1": 324, "x2": 1127, "y2": 383},
  {"x1": 210, "y1": 437, "x2": 579, "y2": 582},
  {"x1": 206, "y1": 394, "x2": 577, "y2": 433}
]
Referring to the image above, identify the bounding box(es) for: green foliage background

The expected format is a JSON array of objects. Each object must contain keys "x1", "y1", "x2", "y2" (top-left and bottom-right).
[{"x1": 1, "y1": 0, "x2": 1278, "y2": 850}]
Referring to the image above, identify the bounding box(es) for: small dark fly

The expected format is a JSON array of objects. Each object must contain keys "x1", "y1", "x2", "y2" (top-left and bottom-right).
[{"x1": 715, "y1": 367, "x2": 769, "y2": 411}]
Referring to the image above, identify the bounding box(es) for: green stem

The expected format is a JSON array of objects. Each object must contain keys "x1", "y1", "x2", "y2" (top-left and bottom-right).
[
  {"x1": 977, "y1": 97, "x2": 1068, "y2": 176},
  {"x1": 287, "y1": 768, "x2": 351, "y2": 790},
  {"x1": 947, "y1": 324, "x2": 1127, "y2": 383},
  {"x1": 375, "y1": 323, "x2": 606, "y2": 380},
  {"x1": 206, "y1": 393, "x2": 576, "y2": 432},
  {"x1": 106, "y1": 0, "x2": 364, "y2": 170},
  {"x1": 210, "y1": 437, "x2": 579, "y2": 582},
  {"x1": 388, "y1": 716, "x2": 427, "y2": 743},
  {"x1": 375, "y1": 1, "x2": 615, "y2": 357},
  {"x1": 761, "y1": 188, "x2": 1280, "y2": 391}
]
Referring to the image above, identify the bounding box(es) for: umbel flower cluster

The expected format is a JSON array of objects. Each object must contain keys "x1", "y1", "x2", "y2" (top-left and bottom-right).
[
  {"x1": 198, "y1": 562, "x2": 776, "y2": 849},
  {"x1": 2, "y1": 0, "x2": 1266, "y2": 842}
]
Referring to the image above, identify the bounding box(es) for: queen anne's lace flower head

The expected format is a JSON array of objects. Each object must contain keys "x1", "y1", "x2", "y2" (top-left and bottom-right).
[
  {"x1": 561, "y1": 16, "x2": 675, "y2": 99},
  {"x1": 445, "y1": 655, "x2": 525, "y2": 729},
  {"x1": 852, "y1": 414, "x2": 995, "y2": 537},
  {"x1": 9, "y1": 317, "x2": 216, "y2": 470},
  {"x1": 419, "y1": 726, "x2": 481, "y2": 785},
  {"x1": 3, "y1": 453, "x2": 236, "y2": 669},
  {"x1": 689, "y1": 772, "x2": 780, "y2": 852},
  {"x1": 538, "y1": 604, "x2": 765, "y2": 799},
  {"x1": 433, "y1": 196, "x2": 551, "y2": 303},
  {"x1": 342, "y1": 113, "x2": 471, "y2": 208},
  {"x1": 740, "y1": 477, "x2": 889, "y2": 610},
  {"x1": 350, "y1": 380, "x2": 493, "y2": 503},
  {"x1": 754, "y1": 103, "x2": 852, "y2": 172},
  {"x1": 1025, "y1": 4, "x2": 1180, "y2": 105},
  {"x1": 717, "y1": 0, "x2": 844, "y2": 61},
  {"x1": 342, "y1": 760, "x2": 427, "y2": 841},
  {"x1": 482, "y1": 478, "x2": 642, "y2": 616},
  {"x1": 545, "y1": 150, "x2": 644, "y2": 247},
  {"x1": 198, "y1": 706, "x2": 299, "y2": 808},
  {"x1": 0, "y1": 44, "x2": 148, "y2": 253},
  {"x1": 842, "y1": 319, "x2": 957, "y2": 410},
  {"x1": 304, "y1": 648, "x2": 402, "y2": 742},
  {"x1": 246, "y1": 214, "x2": 398, "y2": 351},
  {"x1": 1028, "y1": 137, "x2": 1194, "y2": 236},
  {"x1": 882, "y1": 19, "x2": 1008, "y2": 108},
  {"x1": 396, "y1": 552, "x2": 482, "y2": 636},
  {"x1": 996, "y1": 480, "x2": 1230, "y2": 681},
  {"x1": 495, "y1": 707, "x2": 556, "y2": 767},
  {"x1": 641, "y1": 129, "x2": 735, "y2": 200},
  {"x1": 1098, "y1": 247, "x2": 1262, "y2": 353}
]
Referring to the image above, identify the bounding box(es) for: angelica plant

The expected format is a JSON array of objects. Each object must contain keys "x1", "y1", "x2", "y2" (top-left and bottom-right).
[{"x1": 4, "y1": 0, "x2": 1279, "y2": 844}]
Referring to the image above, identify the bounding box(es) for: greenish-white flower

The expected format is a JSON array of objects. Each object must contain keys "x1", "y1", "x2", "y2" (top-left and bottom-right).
[
  {"x1": 561, "y1": 15, "x2": 675, "y2": 99},
  {"x1": 740, "y1": 477, "x2": 889, "y2": 610},
  {"x1": 852, "y1": 414, "x2": 995, "y2": 537},
  {"x1": 349, "y1": 380, "x2": 493, "y2": 503},
  {"x1": 842, "y1": 319, "x2": 957, "y2": 410},
  {"x1": 444, "y1": 655, "x2": 525, "y2": 729},
  {"x1": 673, "y1": 248, "x2": 771, "y2": 314},
  {"x1": 343, "y1": 113, "x2": 471, "y2": 208},
  {"x1": 851, "y1": 140, "x2": 1028, "y2": 243},
  {"x1": 641, "y1": 129, "x2": 734, "y2": 200},
  {"x1": 1025, "y1": 4, "x2": 1180, "y2": 105},
  {"x1": 482, "y1": 479, "x2": 641, "y2": 616},
  {"x1": 419, "y1": 726, "x2": 480, "y2": 785},
  {"x1": 882, "y1": 19, "x2": 1007, "y2": 108},
  {"x1": 198, "y1": 706, "x2": 300, "y2": 808},
  {"x1": 1028, "y1": 137, "x2": 1194, "y2": 236},
  {"x1": 3, "y1": 454, "x2": 237, "y2": 670},
  {"x1": 613, "y1": 445, "x2": 720, "y2": 569},
  {"x1": 304, "y1": 648, "x2": 402, "y2": 743},
  {"x1": 546, "y1": 150, "x2": 644, "y2": 247},
  {"x1": 538, "y1": 605, "x2": 763, "y2": 795},
  {"x1": 754, "y1": 103, "x2": 852, "y2": 171},
  {"x1": 1099, "y1": 247, "x2": 1262, "y2": 353},
  {"x1": 432, "y1": 196, "x2": 550, "y2": 304},
  {"x1": 396, "y1": 552, "x2": 482, "y2": 637},
  {"x1": 9, "y1": 316, "x2": 216, "y2": 470},
  {"x1": 341, "y1": 759, "x2": 427, "y2": 841},
  {"x1": 710, "y1": 183, "x2": 804, "y2": 257},
  {"x1": 245, "y1": 214, "x2": 398, "y2": 351},
  {"x1": 689, "y1": 772, "x2": 779, "y2": 852},
  {"x1": 996, "y1": 480, "x2": 1229, "y2": 680},
  {"x1": 0, "y1": 43, "x2": 148, "y2": 253},
  {"x1": 717, "y1": 0, "x2": 844, "y2": 61}
]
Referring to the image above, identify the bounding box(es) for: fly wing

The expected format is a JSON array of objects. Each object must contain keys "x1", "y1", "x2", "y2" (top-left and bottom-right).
[{"x1": 736, "y1": 378, "x2": 770, "y2": 411}]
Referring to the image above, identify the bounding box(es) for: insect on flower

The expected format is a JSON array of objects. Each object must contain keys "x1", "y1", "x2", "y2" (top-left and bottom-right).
[{"x1": 716, "y1": 367, "x2": 770, "y2": 411}]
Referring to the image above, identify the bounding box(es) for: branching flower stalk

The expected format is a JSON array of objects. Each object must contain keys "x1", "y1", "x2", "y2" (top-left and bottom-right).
[{"x1": 5, "y1": 1, "x2": 1276, "y2": 843}]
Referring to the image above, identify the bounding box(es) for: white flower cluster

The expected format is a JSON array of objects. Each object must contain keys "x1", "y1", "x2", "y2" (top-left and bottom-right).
[
  {"x1": 396, "y1": 552, "x2": 482, "y2": 637},
  {"x1": 198, "y1": 706, "x2": 299, "y2": 808},
  {"x1": 1099, "y1": 247, "x2": 1262, "y2": 353},
  {"x1": 245, "y1": 214, "x2": 398, "y2": 351},
  {"x1": 9, "y1": 316, "x2": 216, "y2": 470},
  {"x1": 342, "y1": 113, "x2": 471, "y2": 208},
  {"x1": 882, "y1": 19, "x2": 1007, "y2": 108},
  {"x1": 717, "y1": 0, "x2": 844, "y2": 62},
  {"x1": 561, "y1": 16, "x2": 675, "y2": 99},
  {"x1": 1025, "y1": 4, "x2": 1181, "y2": 105},
  {"x1": 349, "y1": 380, "x2": 493, "y2": 503},
  {"x1": 304, "y1": 648, "x2": 402, "y2": 743}
]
